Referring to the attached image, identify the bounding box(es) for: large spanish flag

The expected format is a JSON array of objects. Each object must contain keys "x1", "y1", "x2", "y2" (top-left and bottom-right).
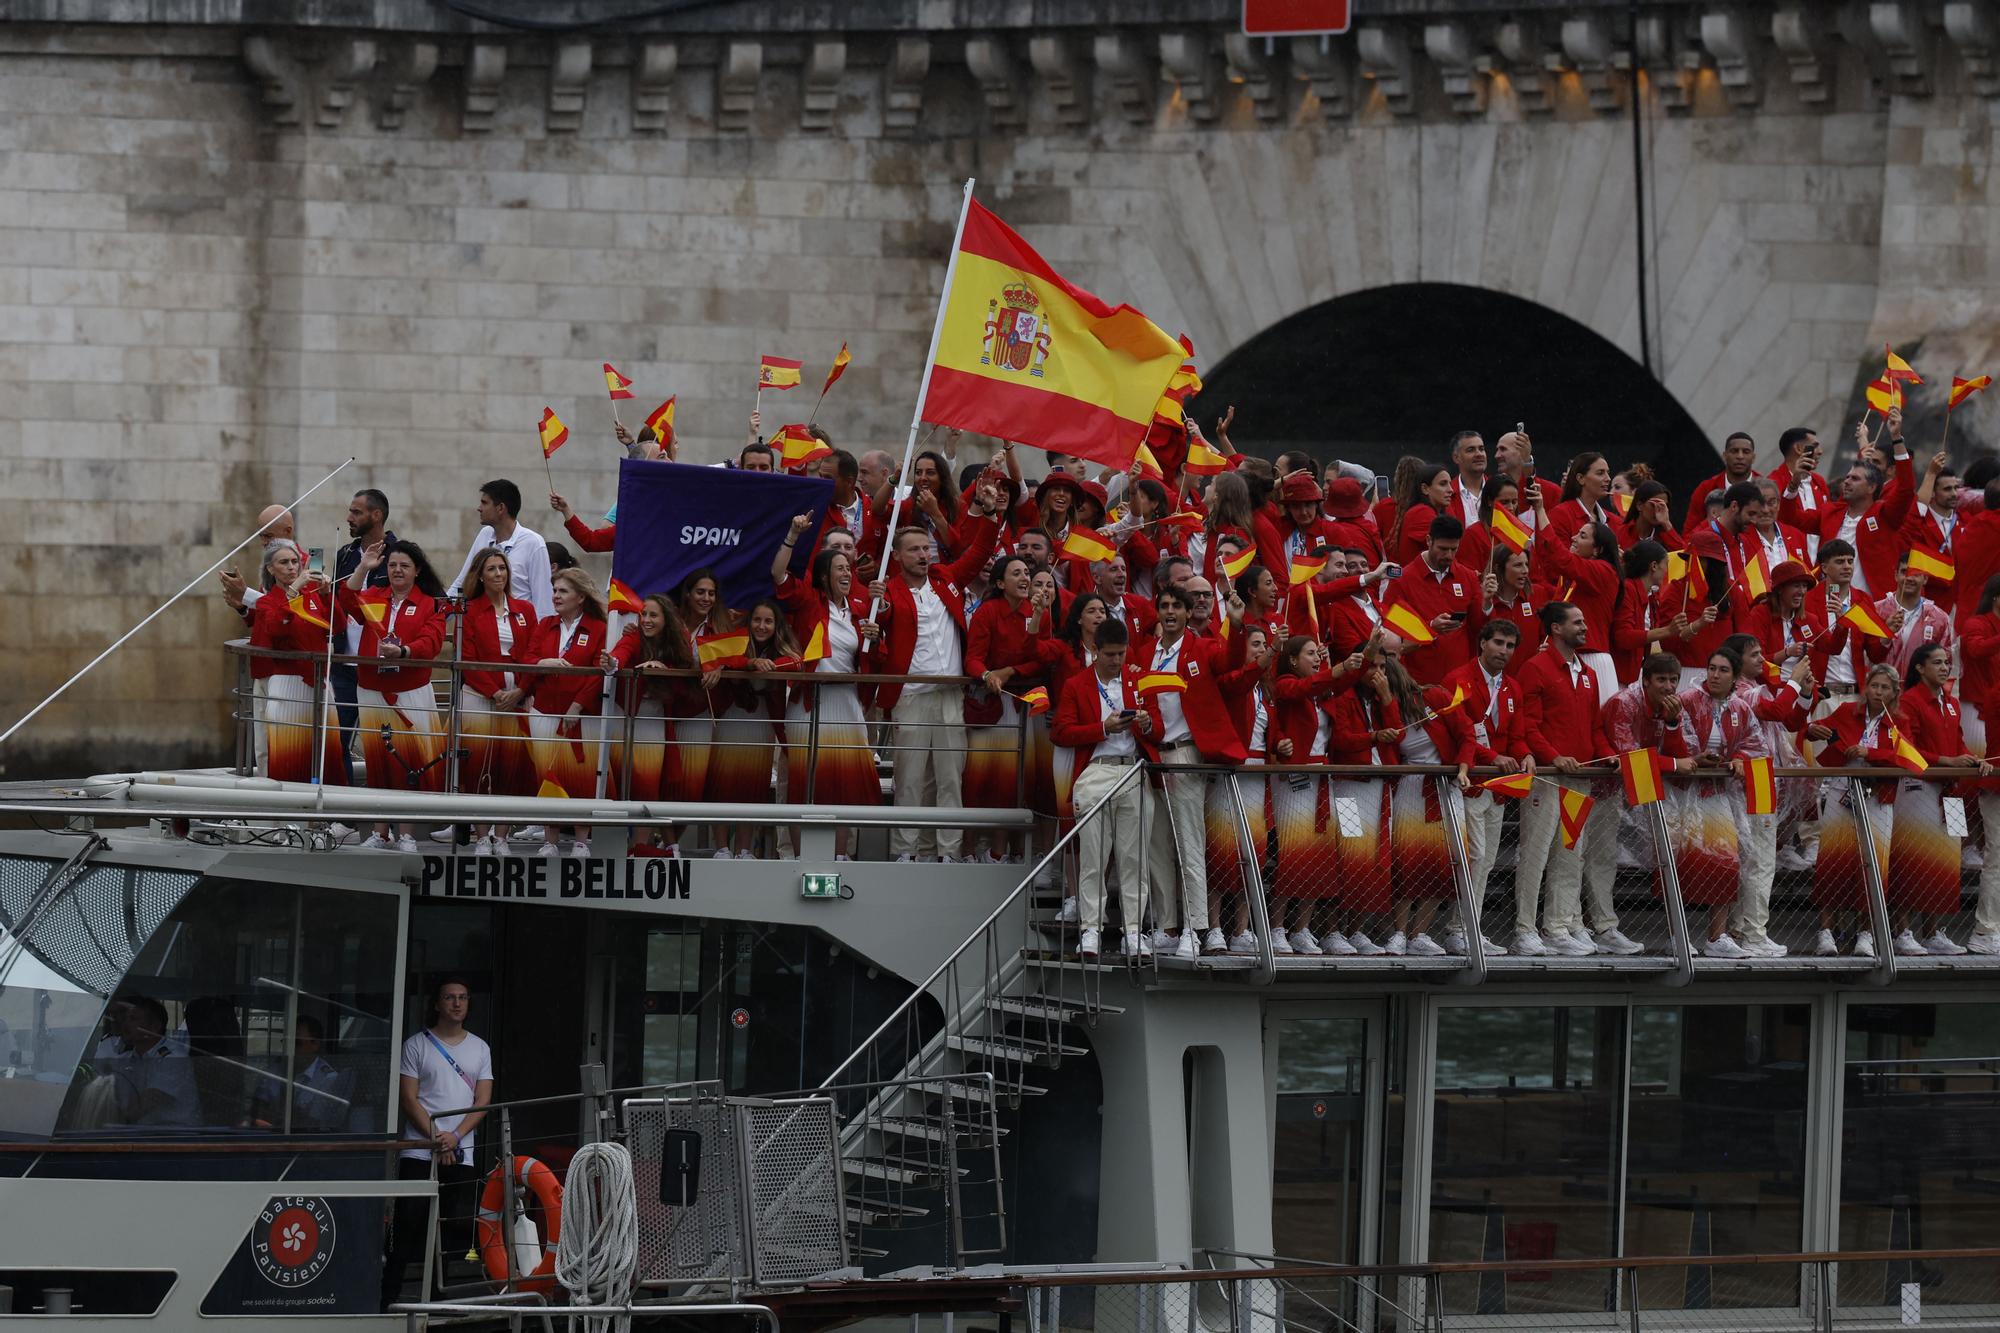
[{"x1": 921, "y1": 199, "x2": 1185, "y2": 471}]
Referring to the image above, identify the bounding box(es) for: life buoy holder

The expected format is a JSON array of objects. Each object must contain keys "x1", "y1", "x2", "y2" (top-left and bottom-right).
[{"x1": 474, "y1": 1155, "x2": 563, "y2": 1290}]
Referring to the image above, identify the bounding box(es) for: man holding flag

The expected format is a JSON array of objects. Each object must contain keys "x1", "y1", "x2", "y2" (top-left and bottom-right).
[
  {"x1": 1440, "y1": 618, "x2": 1531, "y2": 957},
  {"x1": 1379, "y1": 515, "x2": 1478, "y2": 683}
]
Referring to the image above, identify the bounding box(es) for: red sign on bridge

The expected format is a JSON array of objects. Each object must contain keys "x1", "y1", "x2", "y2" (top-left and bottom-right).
[{"x1": 1243, "y1": 0, "x2": 1351, "y2": 37}]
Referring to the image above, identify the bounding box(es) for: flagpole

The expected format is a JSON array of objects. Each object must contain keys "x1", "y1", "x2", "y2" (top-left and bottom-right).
[
  {"x1": 871, "y1": 176, "x2": 976, "y2": 620},
  {"x1": 1943, "y1": 404, "x2": 1953, "y2": 452},
  {"x1": 312, "y1": 522, "x2": 344, "y2": 787},
  {"x1": 0, "y1": 456, "x2": 356, "y2": 750}
]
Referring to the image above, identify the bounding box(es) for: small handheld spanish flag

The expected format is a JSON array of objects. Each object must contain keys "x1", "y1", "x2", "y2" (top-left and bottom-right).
[
  {"x1": 758, "y1": 354, "x2": 803, "y2": 390},
  {"x1": 1156, "y1": 511, "x2": 1204, "y2": 533},
  {"x1": 696, "y1": 630, "x2": 751, "y2": 668},
  {"x1": 1885, "y1": 344, "x2": 1923, "y2": 385},
  {"x1": 603, "y1": 362, "x2": 635, "y2": 400},
  {"x1": 802, "y1": 622, "x2": 827, "y2": 663},
  {"x1": 1021, "y1": 685, "x2": 1051, "y2": 715},
  {"x1": 537, "y1": 777, "x2": 569, "y2": 800},
  {"x1": 1062, "y1": 528, "x2": 1119, "y2": 564},
  {"x1": 1481, "y1": 771, "x2": 1535, "y2": 799},
  {"x1": 772, "y1": 423, "x2": 831, "y2": 470},
  {"x1": 1288, "y1": 552, "x2": 1328, "y2": 585},
  {"x1": 1610, "y1": 491, "x2": 1633, "y2": 518},
  {"x1": 1558, "y1": 786, "x2": 1595, "y2": 849},
  {"x1": 822, "y1": 342, "x2": 851, "y2": 395},
  {"x1": 1950, "y1": 374, "x2": 1992, "y2": 409},
  {"x1": 644, "y1": 396, "x2": 677, "y2": 448},
  {"x1": 1841, "y1": 602, "x2": 1891, "y2": 638},
  {"x1": 1135, "y1": 672, "x2": 1187, "y2": 695},
  {"x1": 1153, "y1": 395, "x2": 1186, "y2": 429},
  {"x1": 1134, "y1": 443, "x2": 1166, "y2": 481},
  {"x1": 1383, "y1": 602, "x2": 1437, "y2": 645},
  {"x1": 359, "y1": 599, "x2": 389, "y2": 626},
  {"x1": 287, "y1": 590, "x2": 330, "y2": 631},
  {"x1": 1183, "y1": 439, "x2": 1231, "y2": 477},
  {"x1": 1489, "y1": 504, "x2": 1531, "y2": 554},
  {"x1": 1620, "y1": 748, "x2": 1666, "y2": 806},
  {"x1": 1865, "y1": 376, "x2": 1902, "y2": 415},
  {"x1": 607, "y1": 577, "x2": 643, "y2": 614},
  {"x1": 1221, "y1": 546, "x2": 1256, "y2": 579},
  {"x1": 539, "y1": 407, "x2": 570, "y2": 458},
  {"x1": 1887, "y1": 726, "x2": 1929, "y2": 774},
  {"x1": 1744, "y1": 549, "x2": 1772, "y2": 601},
  {"x1": 1743, "y1": 755, "x2": 1776, "y2": 816},
  {"x1": 1908, "y1": 547, "x2": 1955, "y2": 582}
]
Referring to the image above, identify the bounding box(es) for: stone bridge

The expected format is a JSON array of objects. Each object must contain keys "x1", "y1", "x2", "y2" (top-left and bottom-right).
[{"x1": 2, "y1": 0, "x2": 1998, "y2": 770}]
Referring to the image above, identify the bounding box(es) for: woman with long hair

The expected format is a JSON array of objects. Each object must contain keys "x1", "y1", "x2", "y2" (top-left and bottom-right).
[
  {"x1": 708, "y1": 597, "x2": 799, "y2": 857},
  {"x1": 1325, "y1": 653, "x2": 1400, "y2": 954},
  {"x1": 1120, "y1": 476, "x2": 1179, "y2": 594},
  {"x1": 248, "y1": 542, "x2": 344, "y2": 786},
  {"x1": 1271, "y1": 636, "x2": 1345, "y2": 955},
  {"x1": 1379, "y1": 648, "x2": 1472, "y2": 956},
  {"x1": 525, "y1": 566, "x2": 609, "y2": 858},
  {"x1": 1621, "y1": 478, "x2": 1681, "y2": 551},
  {"x1": 1548, "y1": 451, "x2": 1618, "y2": 547},
  {"x1": 1205, "y1": 624, "x2": 1279, "y2": 955},
  {"x1": 1481, "y1": 544, "x2": 1544, "y2": 670},
  {"x1": 1036, "y1": 591, "x2": 1110, "y2": 925},
  {"x1": 1391, "y1": 461, "x2": 1455, "y2": 567},
  {"x1": 1887, "y1": 641, "x2": 1992, "y2": 953},
  {"x1": 1370, "y1": 455, "x2": 1423, "y2": 545},
  {"x1": 1533, "y1": 505, "x2": 1625, "y2": 698},
  {"x1": 1192, "y1": 471, "x2": 1258, "y2": 585},
  {"x1": 1674, "y1": 646, "x2": 1766, "y2": 956},
  {"x1": 964, "y1": 554, "x2": 1053, "y2": 860},
  {"x1": 1457, "y1": 474, "x2": 1519, "y2": 579},
  {"x1": 774, "y1": 523, "x2": 883, "y2": 859},
  {"x1": 602, "y1": 591, "x2": 699, "y2": 854},
  {"x1": 673, "y1": 567, "x2": 729, "y2": 802},
  {"x1": 457, "y1": 547, "x2": 537, "y2": 852},
  {"x1": 1802, "y1": 662, "x2": 1902, "y2": 957},
  {"x1": 338, "y1": 538, "x2": 447, "y2": 850},
  {"x1": 875, "y1": 449, "x2": 967, "y2": 559},
  {"x1": 1611, "y1": 538, "x2": 1678, "y2": 686}
]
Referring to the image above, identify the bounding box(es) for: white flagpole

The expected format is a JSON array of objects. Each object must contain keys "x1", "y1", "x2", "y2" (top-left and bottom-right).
[
  {"x1": 870, "y1": 176, "x2": 975, "y2": 620},
  {"x1": 0, "y1": 456, "x2": 357, "y2": 749}
]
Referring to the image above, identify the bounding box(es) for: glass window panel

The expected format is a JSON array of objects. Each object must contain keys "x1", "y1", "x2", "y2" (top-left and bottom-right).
[
  {"x1": 1430, "y1": 1005, "x2": 1624, "y2": 1317},
  {"x1": 1272, "y1": 1017, "x2": 1367, "y2": 1266},
  {"x1": 1626, "y1": 1004, "x2": 1811, "y2": 1310},
  {"x1": 1840, "y1": 1002, "x2": 2000, "y2": 1310},
  {"x1": 286, "y1": 887, "x2": 398, "y2": 1134}
]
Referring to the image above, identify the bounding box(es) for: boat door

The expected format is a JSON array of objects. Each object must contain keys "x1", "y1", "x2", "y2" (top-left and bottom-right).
[{"x1": 1266, "y1": 1001, "x2": 1388, "y2": 1273}]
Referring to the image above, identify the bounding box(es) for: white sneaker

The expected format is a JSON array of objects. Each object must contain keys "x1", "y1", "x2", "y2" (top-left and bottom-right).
[
  {"x1": 1594, "y1": 927, "x2": 1643, "y2": 955},
  {"x1": 565, "y1": 842, "x2": 590, "y2": 859},
  {"x1": 1173, "y1": 932, "x2": 1198, "y2": 959},
  {"x1": 1271, "y1": 931, "x2": 1295, "y2": 955},
  {"x1": 428, "y1": 827, "x2": 458, "y2": 843},
  {"x1": 328, "y1": 822, "x2": 360, "y2": 845},
  {"x1": 1855, "y1": 930, "x2": 1877, "y2": 959},
  {"x1": 834, "y1": 853, "x2": 849, "y2": 861},
  {"x1": 1775, "y1": 845, "x2": 1813, "y2": 873},
  {"x1": 1814, "y1": 928, "x2": 1839, "y2": 957},
  {"x1": 1407, "y1": 932, "x2": 1447, "y2": 957},
  {"x1": 1703, "y1": 935, "x2": 1750, "y2": 958},
  {"x1": 1569, "y1": 925, "x2": 1601, "y2": 953},
  {"x1": 1968, "y1": 929, "x2": 2000, "y2": 956},
  {"x1": 896, "y1": 853, "x2": 916, "y2": 862},
  {"x1": 1926, "y1": 930, "x2": 1968, "y2": 956},
  {"x1": 1288, "y1": 928, "x2": 1323, "y2": 956},
  {"x1": 1057, "y1": 897, "x2": 1079, "y2": 924},
  {"x1": 537, "y1": 842, "x2": 559, "y2": 857},
  {"x1": 512, "y1": 825, "x2": 546, "y2": 843},
  {"x1": 1078, "y1": 928, "x2": 1101, "y2": 958},
  {"x1": 359, "y1": 833, "x2": 392, "y2": 851},
  {"x1": 1514, "y1": 929, "x2": 1548, "y2": 957},
  {"x1": 1152, "y1": 929, "x2": 1179, "y2": 954},
  {"x1": 1483, "y1": 935, "x2": 1509, "y2": 956},
  {"x1": 1228, "y1": 931, "x2": 1259, "y2": 955},
  {"x1": 1138, "y1": 931, "x2": 1154, "y2": 957},
  {"x1": 1444, "y1": 930, "x2": 1470, "y2": 957},
  {"x1": 1894, "y1": 929, "x2": 1927, "y2": 956},
  {"x1": 713, "y1": 848, "x2": 734, "y2": 859},
  {"x1": 1349, "y1": 932, "x2": 1384, "y2": 956},
  {"x1": 396, "y1": 835, "x2": 419, "y2": 853},
  {"x1": 1201, "y1": 927, "x2": 1226, "y2": 955},
  {"x1": 1322, "y1": 931, "x2": 1359, "y2": 955},
  {"x1": 1121, "y1": 930, "x2": 1143, "y2": 958},
  {"x1": 1968, "y1": 845, "x2": 1987, "y2": 869},
  {"x1": 1383, "y1": 931, "x2": 1408, "y2": 956},
  {"x1": 471, "y1": 836, "x2": 496, "y2": 857},
  {"x1": 1744, "y1": 937, "x2": 1788, "y2": 958},
  {"x1": 1550, "y1": 930, "x2": 1595, "y2": 957},
  {"x1": 981, "y1": 851, "x2": 1006, "y2": 865}
]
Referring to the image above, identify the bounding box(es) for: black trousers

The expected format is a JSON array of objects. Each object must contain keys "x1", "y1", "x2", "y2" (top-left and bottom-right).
[{"x1": 382, "y1": 1156, "x2": 479, "y2": 1307}]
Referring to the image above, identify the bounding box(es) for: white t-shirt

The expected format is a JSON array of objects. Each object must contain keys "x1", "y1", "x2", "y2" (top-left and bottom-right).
[{"x1": 399, "y1": 1028, "x2": 493, "y2": 1161}]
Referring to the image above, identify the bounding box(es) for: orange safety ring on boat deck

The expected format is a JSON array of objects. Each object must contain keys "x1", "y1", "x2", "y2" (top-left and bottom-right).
[{"x1": 475, "y1": 1155, "x2": 564, "y2": 1291}]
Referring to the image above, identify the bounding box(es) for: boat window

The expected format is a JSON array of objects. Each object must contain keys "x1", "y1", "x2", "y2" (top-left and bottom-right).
[{"x1": 1271, "y1": 1016, "x2": 1368, "y2": 1267}]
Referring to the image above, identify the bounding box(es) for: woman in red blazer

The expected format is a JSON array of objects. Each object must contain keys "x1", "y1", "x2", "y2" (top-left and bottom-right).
[
  {"x1": 1886, "y1": 643, "x2": 1992, "y2": 952},
  {"x1": 1384, "y1": 653, "x2": 1476, "y2": 957},
  {"x1": 1802, "y1": 663, "x2": 1903, "y2": 957},
  {"x1": 1480, "y1": 545, "x2": 1544, "y2": 674},
  {"x1": 1391, "y1": 462, "x2": 1454, "y2": 568},
  {"x1": 964, "y1": 556, "x2": 1053, "y2": 853},
  {"x1": 1205, "y1": 625, "x2": 1280, "y2": 955},
  {"x1": 457, "y1": 548, "x2": 538, "y2": 830},
  {"x1": 525, "y1": 567, "x2": 609, "y2": 858},
  {"x1": 1036, "y1": 593, "x2": 1112, "y2": 910},
  {"x1": 338, "y1": 539, "x2": 447, "y2": 850},
  {"x1": 775, "y1": 530, "x2": 884, "y2": 858},
  {"x1": 1327, "y1": 661, "x2": 1403, "y2": 955},
  {"x1": 706, "y1": 598, "x2": 798, "y2": 858},
  {"x1": 1269, "y1": 637, "x2": 1371, "y2": 956},
  {"x1": 248, "y1": 542, "x2": 344, "y2": 787},
  {"x1": 603, "y1": 592, "x2": 702, "y2": 855}
]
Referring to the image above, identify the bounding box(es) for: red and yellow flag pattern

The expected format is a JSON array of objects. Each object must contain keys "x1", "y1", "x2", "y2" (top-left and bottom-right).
[
  {"x1": 1021, "y1": 685, "x2": 1051, "y2": 715},
  {"x1": 1950, "y1": 374, "x2": 1992, "y2": 409},
  {"x1": 1183, "y1": 439, "x2": 1231, "y2": 477},
  {"x1": 1908, "y1": 547, "x2": 1955, "y2": 582},
  {"x1": 920, "y1": 199, "x2": 1185, "y2": 471},
  {"x1": 1135, "y1": 672, "x2": 1186, "y2": 695},
  {"x1": 758, "y1": 354, "x2": 802, "y2": 389},
  {"x1": 1221, "y1": 547, "x2": 1256, "y2": 580},
  {"x1": 537, "y1": 777, "x2": 569, "y2": 800},
  {"x1": 1743, "y1": 755, "x2": 1776, "y2": 816},
  {"x1": 697, "y1": 630, "x2": 751, "y2": 668},
  {"x1": 287, "y1": 590, "x2": 330, "y2": 631},
  {"x1": 1383, "y1": 602, "x2": 1436, "y2": 645},
  {"x1": 1558, "y1": 786, "x2": 1595, "y2": 849},
  {"x1": 1884, "y1": 345, "x2": 1923, "y2": 385},
  {"x1": 1062, "y1": 528, "x2": 1119, "y2": 563},
  {"x1": 772, "y1": 424, "x2": 831, "y2": 470},
  {"x1": 1620, "y1": 748, "x2": 1666, "y2": 806},
  {"x1": 539, "y1": 407, "x2": 569, "y2": 458},
  {"x1": 1489, "y1": 504, "x2": 1531, "y2": 554},
  {"x1": 1887, "y1": 726, "x2": 1929, "y2": 774},
  {"x1": 822, "y1": 342, "x2": 851, "y2": 395},
  {"x1": 603, "y1": 362, "x2": 635, "y2": 400},
  {"x1": 1865, "y1": 377, "x2": 1903, "y2": 414},
  {"x1": 1481, "y1": 771, "x2": 1535, "y2": 799},
  {"x1": 1288, "y1": 553, "x2": 1328, "y2": 585},
  {"x1": 644, "y1": 396, "x2": 677, "y2": 447},
  {"x1": 607, "y1": 577, "x2": 643, "y2": 614},
  {"x1": 1842, "y1": 602, "x2": 1890, "y2": 638},
  {"x1": 802, "y1": 622, "x2": 827, "y2": 663},
  {"x1": 1744, "y1": 549, "x2": 1771, "y2": 601}
]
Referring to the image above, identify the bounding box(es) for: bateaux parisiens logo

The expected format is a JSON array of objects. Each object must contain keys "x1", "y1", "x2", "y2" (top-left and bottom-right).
[
  {"x1": 981, "y1": 282, "x2": 1052, "y2": 378},
  {"x1": 253, "y1": 1196, "x2": 337, "y2": 1288}
]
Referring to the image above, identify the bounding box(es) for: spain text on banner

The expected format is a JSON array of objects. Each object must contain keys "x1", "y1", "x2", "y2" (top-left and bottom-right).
[{"x1": 920, "y1": 199, "x2": 1185, "y2": 471}]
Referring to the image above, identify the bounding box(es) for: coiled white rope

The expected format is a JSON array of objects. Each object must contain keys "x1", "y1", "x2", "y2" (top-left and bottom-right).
[{"x1": 555, "y1": 1140, "x2": 639, "y2": 1333}]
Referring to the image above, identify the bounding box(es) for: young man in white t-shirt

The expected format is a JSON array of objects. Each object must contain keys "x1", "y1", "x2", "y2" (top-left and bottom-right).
[{"x1": 383, "y1": 978, "x2": 493, "y2": 1307}]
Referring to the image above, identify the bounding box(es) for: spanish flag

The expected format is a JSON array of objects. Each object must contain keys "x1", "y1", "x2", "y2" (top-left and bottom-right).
[
  {"x1": 1183, "y1": 439, "x2": 1231, "y2": 477},
  {"x1": 603, "y1": 362, "x2": 635, "y2": 400},
  {"x1": 822, "y1": 342, "x2": 851, "y2": 395},
  {"x1": 1383, "y1": 602, "x2": 1436, "y2": 645},
  {"x1": 1153, "y1": 394, "x2": 1185, "y2": 429},
  {"x1": 1908, "y1": 547, "x2": 1955, "y2": 582},
  {"x1": 1481, "y1": 771, "x2": 1535, "y2": 799},
  {"x1": 1062, "y1": 528, "x2": 1119, "y2": 563},
  {"x1": 1744, "y1": 549, "x2": 1772, "y2": 601},
  {"x1": 1134, "y1": 443, "x2": 1165, "y2": 482},
  {"x1": 539, "y1": 407, "x2": 569, "y2": 458},
  {"x1": 287, "y1": 590, "x2": 330, "y2": 631},
  {"x1": 802, "y1": 621, "x2": 827, "y2": 663},
  {"x1": 772, "y1": 423, "x2": 830, "y2": 469},
  {"x1": 1887, "y1": 726, "x2": 1929, "y2": 774},
  {"x1": 1221, "y1": 546, "x2": 1256, "y2": 580},
  {"x1": 607, "y1": 577, "x2": 643, "y2": 614},
  {"x1": 919, "y1": 198, "x2": 1185, "y2": 471},
  {"x1": 1885, "y1": 345, "x2": 1923, "y2": 385},
  {"x1": 644, "y1": 396, "x2": 677, "y2": 447},
  {"x1": 1558, "y1": 786, "x2": 1595, "y2": 849},
  {"x1": 758, "y1": 354, "x2": 802, "y2": 390},
  {"x1": 1743, "y1": 755, "x2": 1776, "y2": 816},
  {"x1": 1164, "y1": 360, "x2": 1203, "y2": 402},
  {"x1": 1489, "y1": 504, "x2": 1531, "y2": 554},
  {"x1": 1135, "y1": 672, "x2": 1186, "y2": 695},
  {"x1": 1156, "y1": 511, "x2": 1204, "y2": 533},
  {"x1": 359, "y1": 599, "x2": 389, "y2": 626},
  {"x1": 1021, "y1": 685, "x2": 1051, "y2": 715},
  {"x1": 1610, "y1": 491, "x2": 1633, "y2": 518},
  {"x1": 1841, "y1": 602, "x2": 1891, "y2": 638},
  {"x1": 1288, "y1": 552, "x2": 1328, "y2": 585},
  {"x1": 696, "y1": 630, "x2": 751, "y2": 668},
  {"x1": 1951, "y1": 374, "x2": 1992, "y2": 409},
  {"x1": 1865, "y1": 376, "x2": 1902, "y2": 415},
  {"x1": 537, "y1": 777, "x2": 569, "y2": 800},
  {"x1": 1620, "y1": 748, "x2": 1666, "y2": 806}
]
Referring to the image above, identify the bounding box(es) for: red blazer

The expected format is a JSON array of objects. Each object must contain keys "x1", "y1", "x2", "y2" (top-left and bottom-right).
[
  {"x1": 1411, "y1": 683, "x2": 1478, "y2": 766},
  {"x1": 1812, "y1": 452, "x2": 1915, "y2": 596},
  {"x1": 1515, "y1": 645, "x2": 1609, "y2": 763},
  {"x1": 871, "y1": 514, "x2": 1000, "y2": 711},
  {"x1": 1391, "y1": 503, "x2": 1440, "y2": 567},
  {"x1": 1478, "y1": 591, "x2": 1544, "y2": 676},
  {"x1": 1797, "y1": 585, "x2": 1888, "y2": 684},
  {"x1": 562, "y1": 513, "x2": 615, "y2": 554},
  {"x1": 1380, "y1": 559, "x2": 1477, "y2": 683},
  {"x1": 1130, "y1": 629, "x2": 1250, "y2": 763},
  {"x1": 1771, "y1": 464, "x2": 1834, "y2": 536},
  {"x1": 1324, "y1": 515, "x2": 1385, "y2": 566},
  {"x1": 606, "y1": 625, "x2": 709, "y2": 717},
  {"x1": 1897, "y1": 686, "x2": 1967, "y2": 766},
  {"x1": 965, "y1": 597, "x2": 1049, "y2": 694},
  {"x1": 1534, "y1": 532, "x2": 1621, "y2": 657},
  {"x1": 773, "y1": 574, "x2": 873, "y2": 707},
  {"x1": 1102, "y1": 591, "x2": 1157, "y2": 638},
  {"x1": 249, "y1": 586, "x2": 334, "y2": 684},
  {"x1": 336, "y1": 586, "x2": 444, "y2": 695},
  {"x1": 1050, "y1": 665, "x2": 1162, "y2": 767},
  {"x1": 1543, "y1": 497, "x2": 1621, "y2": 552},
  {"x1": 1290, "y1": 575, "x2": 1379, "y2": 659},
  {"x1": 1900, "y1": 501, "x2": 1962, "y2": 611},
  {"x1": 1962, "y1": 611, "x2": 2000, "y2": 713},
  {"x1": 1813, "y1": 700, "x2": 1901, "y2": 803},
  {"x1": 1441, "y1": 659, "x2": 1529, "y2": 763},
  {"x1": 460, "y1": 596, "x2": 538, "y2": 697},
  {"x1": 1272, "y1": 669, "x2": 1341, "y2": 761},
  {"x1": 1683, "y1": 470, "x2": 1752, "y2": 532},
  {"x1": 525, "y1": 614, "x2": 607, "y2": 715},
  {"x1": 1326, "y1": 688, "x2": 1401, "y2": 765}
]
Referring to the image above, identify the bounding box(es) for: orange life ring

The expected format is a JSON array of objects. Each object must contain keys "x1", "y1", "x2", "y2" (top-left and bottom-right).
[{"x1": 474, "y1": 1155, "x2": 564, "y2": 1290}]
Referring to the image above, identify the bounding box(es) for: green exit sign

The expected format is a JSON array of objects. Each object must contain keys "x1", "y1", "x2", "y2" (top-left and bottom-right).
[{"x1": 800, "y1": 873, "x2": 844, "y2": 900}]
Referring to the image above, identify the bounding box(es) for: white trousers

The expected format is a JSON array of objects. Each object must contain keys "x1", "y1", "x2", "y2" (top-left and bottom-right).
[
  {"x1": 890, "y1": 688, "x2": 966, "y2": 859},
  {"x1": 1518, "y1": 773, "x2": 1620, "y2": 935},
  {"x1": 1451, "y1": 789, "x2": 1507, "y2": 933},
  {"x1": 1073, "y1": 760, "x2": 1144, "y2": 933},
  {"x1": 1733, "y1": 810, "x2": 1779, "y2": 943},
  {"x1": 1976, "y1": 792, "x2": 2000, "y2": 933},
  {"x1": 1146, "y1": 746, "x2": 1209, "y2": 932}
]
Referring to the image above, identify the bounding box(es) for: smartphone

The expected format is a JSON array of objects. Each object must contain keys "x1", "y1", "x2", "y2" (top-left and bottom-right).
[
  {"x1": 1119, "y1": 709, "x2": 1136, "y2": 719},
  {"x1": 1442, "y1": 611, "x2": 1467, "y2": 625},
  {"x1": 1373, "y1": 474, "x2": 1392, "y2": 499},
  {"x1": 1516, "y1": 421, "x2": 1525, "y2": 434},
  {"x1": 1382, "y1": 564, "x2": 1403, "y2": 581},
  {"x1": 307, "y1": 546, "x2": 325, "y2": 574}
]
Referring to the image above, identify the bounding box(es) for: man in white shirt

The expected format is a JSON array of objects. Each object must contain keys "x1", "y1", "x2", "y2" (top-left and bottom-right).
[
  {"x1": 384, "y1": 979, "x2": 493, "y2": 1306},
  {"x1": 1449, "y1": 430, "x2": 1487, "y2": 528},
  {"x1": 1055, "y1": 620, "x2": 1152, "y2": 958},
  {"x1": 445, "y1": 479, "x2": 555, "y2": 618}
]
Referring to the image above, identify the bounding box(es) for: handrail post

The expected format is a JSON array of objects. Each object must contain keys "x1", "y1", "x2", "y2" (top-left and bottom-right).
[
  {"x1": 1848, "y1": 776, "x2": 1898, "y2": 985},
  {"x1": 619, "y1": 670, "x2": 638, "y2": 802},
  {"x1": 498, "y1": 1105, "x2": 518, "y2": 1289},
  {"x1": 1014, "y1": 701, "x2": 1029, "y2": 809},
  {"x1": 442, "y1": 603, "x2": 464, "y2": 797},
  {"x1": 1224, "y1": 772, "x2": 1275, "y2": 985},
  {"x1": 1648, "y1": 802, "x2": 1695, "y2": 986},
  {"x1": 237, "y1": 649, "x2": 255, "y2": 777},
  {"x1": 307, "y1": 654, "x2": 327, "y2": 787},
  {"x1": 1438, "y1": 782, "x2": 1486, "y2": 985},
  {"x1": 804, "y1": 679, "x2": 822, "y2": 805}
]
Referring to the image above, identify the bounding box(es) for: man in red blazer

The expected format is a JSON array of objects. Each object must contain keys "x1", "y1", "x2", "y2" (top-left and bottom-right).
[
  {"x1": 1130, "y1": 584, "x2": 1248, "y2": 958},
  {"x1": 1380, "y1": 514, "x2": 1478, "y2": 683},
  {"x1": 1092, "y1": 555, "x2": 1158, "y2": 637},
  {"x1": 868, "y1": 478, "x2": 1003, "y2": 863},
  {"x1": 1441, "y1": 619, "x2": 1532, "y2": 956},
  {"x1": 1050, "y1": 619, "x2": 1159, "y2": 959},
  {"x1": 1682, "y1": 431, "x2": 1760, "y2": 532},
  {"x1": 1769, "y1": 425, "x2": 1832, "y2": 536}
]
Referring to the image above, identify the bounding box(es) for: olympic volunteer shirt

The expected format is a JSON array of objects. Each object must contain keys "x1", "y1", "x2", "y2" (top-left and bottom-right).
[{"x1": 398, "y1": 1029, "x2": 493, "y2": 1162}]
